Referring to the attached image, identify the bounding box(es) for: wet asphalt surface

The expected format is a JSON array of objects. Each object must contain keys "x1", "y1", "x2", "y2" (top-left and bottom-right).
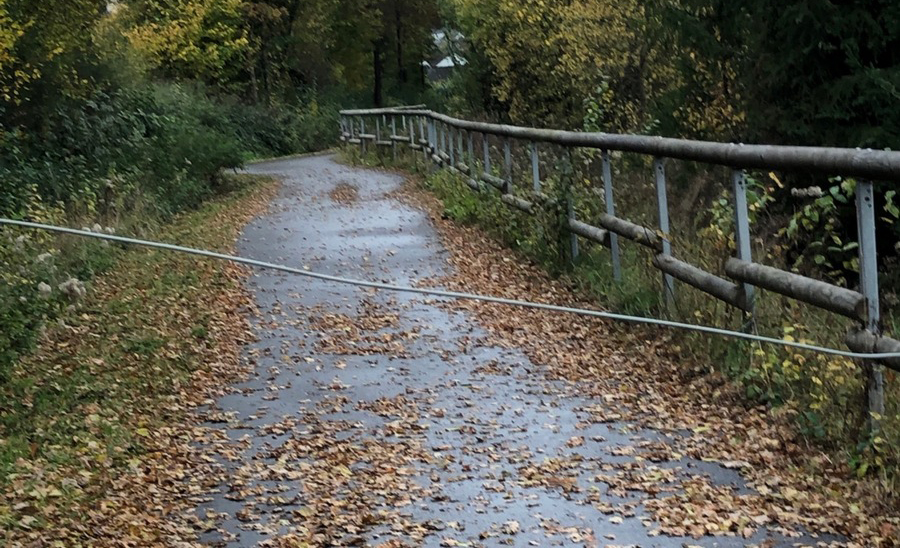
[{"x1": 193, "y1": 154, "x2": 833, "y2": 547}]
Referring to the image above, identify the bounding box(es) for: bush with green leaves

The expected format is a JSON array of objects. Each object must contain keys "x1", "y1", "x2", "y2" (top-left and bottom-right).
[{"x1": 0, "y1": 81, "x2": 338, "y2": 377}]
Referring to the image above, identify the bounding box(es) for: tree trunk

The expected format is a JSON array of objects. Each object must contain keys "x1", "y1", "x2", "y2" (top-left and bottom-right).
[
  {"x1": 373, "y1": 38, "x2": 385, "y2": 106},
  {"x1": 395, "y1": 1, "x2": 406, "y2": 83},
  {"x1": 249, "y1": 60, "x2": 260, "y2": 104}
]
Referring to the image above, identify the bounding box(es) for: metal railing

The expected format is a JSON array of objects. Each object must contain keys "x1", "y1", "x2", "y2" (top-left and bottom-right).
[{"x1": 339, "y1": 106, "x2": 900, "y2": 425}]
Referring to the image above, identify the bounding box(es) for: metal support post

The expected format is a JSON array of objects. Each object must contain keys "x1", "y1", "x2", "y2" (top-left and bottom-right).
[
  {"x1": 409, "y1": 117, "x2": 417, "y2": 171},
  {"x1": 531, "y1": 142, "x2": 541, "y2": 192},
  {"x1": 468, "y1": 132, "x2": 475, "y2": 180},
  {"x1": 732, "y1": 169, "x2": 756, "y2": 327},
  {"x1": 503, "y1": 138, "x2": 512, "y2": 194},
  {"x1": 856, "y1": 179, "x2": 884, "y2": 429},
  {"x1": 483, "y1": 135, "x2": 491, "y2": 175},
  {"x1": 391, "y1": 116, "x2": 397, "y2": 162},
  {"x1": 602, "y1": 151, "x2": 621, "y2": 281},
  {"x1": 568, "y1": 195, "x2": 579, "y2": 262},
  {"x1": 449, "y1": 126, "x2": 456, "y2": 166},
  {"x1": 457, "y1": 129, "x2": 464, "y2": 169},
  {"x1": 428, "y1": 120, "x2": 437, "y2": 171},
  {"x1": 360, "y1": 118, "x2": 366, "y2": 155},
  {"x1": 654, "y1": 158, "x2": 675, "y2": 308},
  {"x1": 419, "y1": 117, "x2": 425, "y2": 148}
]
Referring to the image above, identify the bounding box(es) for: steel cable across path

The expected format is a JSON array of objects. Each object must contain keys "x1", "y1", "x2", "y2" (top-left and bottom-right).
[{"x1": 3, "y1": 218, "x2": 900, "y2": 361}]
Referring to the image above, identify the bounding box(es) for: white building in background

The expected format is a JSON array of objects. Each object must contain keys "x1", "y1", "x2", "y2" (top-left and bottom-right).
[{"x1": 425, "y1": 29, "x2": 467, "y2": 82}]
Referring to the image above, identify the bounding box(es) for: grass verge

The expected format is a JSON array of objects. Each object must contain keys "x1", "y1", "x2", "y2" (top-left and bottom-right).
[{"x1": 0, "y1": 174, "x2": 278, "y2": 544}]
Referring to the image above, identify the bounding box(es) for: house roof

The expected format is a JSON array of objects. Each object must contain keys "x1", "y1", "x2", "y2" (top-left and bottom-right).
[{"x1": 434, "y1": 55, "x2": 468, "y2": 68}]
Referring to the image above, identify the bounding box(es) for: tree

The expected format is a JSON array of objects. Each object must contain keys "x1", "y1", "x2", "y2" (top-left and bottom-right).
[
  {"x1": 0, "y1": 0, "x2": 109, "y2": 127},
  {"x1": 743, "y1": 0, "x2": 900, "y2": 149},
  {"x1": 447, "y1": 0, "x2": 675, "y2": 130},
  {"x1": 122, "y1": 0, "x2": 250, "y2": 93}
]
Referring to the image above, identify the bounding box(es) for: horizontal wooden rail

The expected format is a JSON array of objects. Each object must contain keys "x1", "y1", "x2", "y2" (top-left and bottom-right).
[
  {"x1": 725, "y1": 258, "x2": 866, "y2": 321},
  {"x1": 845, "y1": 330, "x2": 900, "y2": 371},
  {"x1": 340, "y1": 108, "x2": 900, "y2": 181},
  {"x1": 390, "y1": 135, "x2": 411, "y2": 143},
  {"x1": 653, "y1": 255, "x2": 750, "y2": 311},
  {"x1": 501, "y1": 194, "x2": 534, "y2": 214},
  {"x1": 481, "y1": 173, "x2": 506, "y2": 190},
  {"x1": 567, "y1": 219, "x2": 609, "y2": 246},
  {"x1": 359, "y1": 133, "x2": 376, "y2": 140},
  {"x1": 596, "y1": 214, "x2": 663, "y2": 251}
]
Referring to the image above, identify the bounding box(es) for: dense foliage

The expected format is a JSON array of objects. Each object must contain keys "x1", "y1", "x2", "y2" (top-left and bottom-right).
[
  {"x1": 441, "y1": 0, "x2": 900, "y2": 149},
  {"x1": 0, "y1": 0, "x2": 357, "y2": 375}
]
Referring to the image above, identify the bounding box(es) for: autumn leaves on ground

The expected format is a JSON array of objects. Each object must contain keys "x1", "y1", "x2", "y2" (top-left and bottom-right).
[
  {"x1": 0, "y1": 175, "x2": 279, "y2": 544},
  {"x1": 395, "y1": 170, "x2": 900, "y2": 546},
  {"x1": 2, "y1": 155, "x2": 897, "y2": 546}
]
